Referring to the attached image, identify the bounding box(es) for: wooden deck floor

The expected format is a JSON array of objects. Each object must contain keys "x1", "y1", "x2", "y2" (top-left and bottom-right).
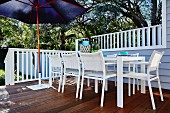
[{"x1": 0, "y1": 78, "x2": 170, "y2": 113}]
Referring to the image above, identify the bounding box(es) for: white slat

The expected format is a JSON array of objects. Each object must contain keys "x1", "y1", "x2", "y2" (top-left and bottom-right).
[
  {"x1": 22, "y1": 51, "x2": 24, "y2": 81},
  {"x1": 124, "y1": 32, "x2": 127, "y2": 48},
  {"x1": 17, "y1": 51, "x2": 19, "y2": 82},
  {"x1": 158, "y1": 25, "x2": 162, "y2": 45},
  {"x1": 137, "y1": 29, "x2": 140, "y2": 47},
  {"x1": 142, "y1": 29, "x2": 145, "y2": 47},
  {"x1": 110, "y1": 34, "x2": 113, "y2": 49},
  {"x1": 152, "y1": 27, "x2": 156, "y2": 45},
  {"x1": 113, "y1": 33, "x2": 116, "y2": 48},
  {"x1": 34, "y1": 52, "x2": 37, "y2": 79},
  {"x1": 128, "y1": 31, "x2": 131, "y2": 47},
  {"x1": 30, "y1": 51, "x2": 33, "y2": 80},
  {"x1": 133, "y1": 30, "x2": 136, "y2": 47},
  {"x1": 26, "y1": 51, "x2": 28, "y2": 80},
  {"x1": 117, "y1": 33, "x2": 119, "y2": 48},
  {"x1": 147, "y1": 28, "x2": 151, "y2": 46},
  {"x1": 42, "y1": 51, "x2": 45, "y2": 79},
  {"x1": 121, "y1": 32, "x2": 123, "y2": 48}
]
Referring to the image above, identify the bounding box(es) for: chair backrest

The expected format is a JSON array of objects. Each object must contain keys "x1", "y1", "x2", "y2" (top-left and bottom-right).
[
  {"x1": 48, "y1": 54, "x2": 62, "y2": 68},
  {"x1": 107, "y1": 54, "x2": 117, "y2": 57},
  {"x1": 62, "y1": 53, "x2": 80, "y2": 70},
  {"x1": 79, "y1": 52, "x2": 105, "y2": 72},
  {"x1": 148, "y1": 50, "x2": 164, "y2": 71}
]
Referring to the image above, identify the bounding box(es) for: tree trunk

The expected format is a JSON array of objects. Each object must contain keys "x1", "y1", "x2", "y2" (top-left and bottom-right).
[{"x1": 151, "y1": 0, "x2": 157, "y2": 25}]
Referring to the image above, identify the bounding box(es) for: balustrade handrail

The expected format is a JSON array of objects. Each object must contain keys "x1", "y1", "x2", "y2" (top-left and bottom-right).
[
  {"x1": 4, "y1": 48, "x2": 76, "y2": 85},
  {"x1": 76, "y1": 25, "x2": 166, "y2": 52}
]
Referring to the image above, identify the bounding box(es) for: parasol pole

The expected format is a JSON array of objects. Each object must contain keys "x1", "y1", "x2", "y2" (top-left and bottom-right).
[{"x1": 36, "y1": 6, "x2": 41, "y2": 85}]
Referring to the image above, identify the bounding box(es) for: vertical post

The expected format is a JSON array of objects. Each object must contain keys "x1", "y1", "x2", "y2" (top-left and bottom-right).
[
  {"x1": 117, "y1": 33, "x2": 119, "y2": 48},
  {"x1": 26, "y1": 51, "x2": 28, "y2": 80},
  {"x1": 124, "y1": 32, "x2": 127, "y2": 48},
  {"x1": 147, "y1": 27, "x2": 150, "y2": 46},
  {"x1": 110, "y1": 34, "x2": 113, "y2": 49},
  {"x1": 121, "y1": 32, "x2": 123, "y2": 48},
  {"x1": 158, "y1": 25, "x2": 162, "y2": 45},
  {"x1": 152, "y1": 26, "x2": 156, "y2": 46},
  {"x1": 17, "y1": 50, "x2": 19, "y2": 82},
  {"x1": 142, "y1": 29, "x2": 145, "y2": 47},
  {"x1": 75, "y1": 39, "x2": 79, "y2": 52},
  {"x1": 133, "y1": 30, "x2": 136, "y2": 47},
  {"x1": 128, "y1": 31, "x2": 131, "y2": 47},
  {"x1": 137, "y1": 29, "x2": 140, "y2": 47}
]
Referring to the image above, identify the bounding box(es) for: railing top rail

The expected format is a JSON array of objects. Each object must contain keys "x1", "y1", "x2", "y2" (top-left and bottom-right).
[
  {"x1": 91, "y1": 25, "x2": 162, "y2": 38},
  {"x1": 8, "y1": 48, "x2": 76, "y2": 53}
]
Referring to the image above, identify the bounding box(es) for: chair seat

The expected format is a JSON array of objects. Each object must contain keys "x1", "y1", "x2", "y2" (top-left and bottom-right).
[
  {"x1": 123, "y1": 72, "x2": 157, "y2": 80},
  {"x1": 65, "y1": 69, "x2": 80, "y2": 76},
  {"x1": 84, "y1": 71, "x2": 116, "y2": 80}
]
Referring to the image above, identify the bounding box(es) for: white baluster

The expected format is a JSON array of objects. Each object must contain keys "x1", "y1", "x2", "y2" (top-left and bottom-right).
[
  {"x1": 113, "y1": 33, "x2": 116, "y2": 48},
  {"x1": 147, "y1": 27, "x2": 150, "y2": 46},
  {"x1": 110, "y1": 34, "x2": 113, "y2": 49},
  {"x1": 137, "y1": 29, "x2": 140, "y2": 47},
  {"x1": 142, "y1": 29, "x2": 145, "y2": 47},
  {"x1": 121, "y1": 32, "x2": 123, "y2": 48},
  {"x1": 124, "y1": 32, "x2": 127, "y2": 48},
  {"x1": 26, "y1": 51, "x2": 28, "y2": 80},
  {"x1": 117, "y1": 33, "x2": 119, "y2": 48},
  {"x1": 133, "y1": 30, "x2": 136, "y2": 47},
  {"x1": 158, "y1": 25, "x2": 162, "y2": 45},
  {"x1": 17, "y1": 51, "x2": 19, "y2": 82},
  {"x1": 152, "y1": 27, "x2": 156, "y2": 46},
  {"x1": 128, "y1": 31, "x2": 131, "y2": 47},
  {"x1": 30, "y1": 51, "x2": 33, "y2": 80},
  {"x1": 22, "y1": 51, "x2": 24, "y2": 81}
]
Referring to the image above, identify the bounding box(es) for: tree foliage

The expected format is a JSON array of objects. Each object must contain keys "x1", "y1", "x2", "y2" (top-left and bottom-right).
[{"x1": 0, "y1": 0, "x2": 162, "y2": 50}]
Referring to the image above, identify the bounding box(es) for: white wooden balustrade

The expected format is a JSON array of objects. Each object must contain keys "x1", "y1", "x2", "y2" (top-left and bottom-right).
[
  {"x1": 4, "y1": 48, "x2": 76, "y2": 85},
  {"x1": 76, "y1": 25, "x2": 165, "y2": 51}
]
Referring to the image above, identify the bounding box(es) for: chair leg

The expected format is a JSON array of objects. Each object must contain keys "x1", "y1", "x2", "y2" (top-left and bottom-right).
[
  {"x1": 58, "y1": 74, "x2": 62, "y2": 92},
  {"x1": 148, "y1": 81, "x2": 156, "y2": 110},
  {"x1": 128, "y1": 78, "x2": 131, "y2": 96},
  {"x1": 157, "y1": 78, "x2": 164, "y2": 101},
  {"x1": 136, "y1": 65, "x2": 139, "y2": 91},
  {"x1": 137, "y1": 79, "x2": 139, "y2": 91},
  {"x1": 62, "y1": 74, "x2": 66, "y2": 93},
  {"x1": 132, "y1": 64, "x2": 135, "y2": 95},
  {"x1": 133, "y1": 78, "x2": 135, "y2": 95},
  {"x1": 87, "y1": 78, "x2": 90, "y2": 87},
  {"x1": 95, "y1": 79, "x2": 98, "y2": 93},
  {"x1": 49, "y1": 72, "x2": 52, "y2": 86},
  {"x1": 76, "y1": 76, "x2": 80, "y2": 98},
  {"x1": 115, "y1": 77, "x2": 117, "y2": 86},
  {"x1": 100, "y1": 79, "x2": 106, "y2": 107},
  {"x1": 105, "y1": 80, "x2": 108, "y2": 91},
  {"x1": 52, "y1": 73, "x2": 55, "y2": 82},
  {"x1": 79, "y1": 76, "x2": 84, "y2": 99}
]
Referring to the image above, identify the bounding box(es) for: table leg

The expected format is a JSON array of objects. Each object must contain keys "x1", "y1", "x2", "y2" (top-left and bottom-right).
[{"x1": 117, "y1": 57, "x2": 123, "y2": 108}]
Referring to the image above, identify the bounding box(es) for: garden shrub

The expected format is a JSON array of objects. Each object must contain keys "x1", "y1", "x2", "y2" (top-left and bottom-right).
[{"x1": 0, "y1": 69, "x2": 5, "y2": 86}]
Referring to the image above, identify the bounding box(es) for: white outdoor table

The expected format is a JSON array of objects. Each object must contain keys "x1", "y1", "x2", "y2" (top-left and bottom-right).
[{"x1": 105, "y1": 56, "x2": 146, "y2": 108}]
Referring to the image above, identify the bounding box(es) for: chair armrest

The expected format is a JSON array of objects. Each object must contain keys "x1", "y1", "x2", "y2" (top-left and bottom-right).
[
  {"x1": 104, "y1": 62, "x2": 117, "y2": 65},
  {"x1": 128, "y1": 61, "x2": 149, "y2": 65}
]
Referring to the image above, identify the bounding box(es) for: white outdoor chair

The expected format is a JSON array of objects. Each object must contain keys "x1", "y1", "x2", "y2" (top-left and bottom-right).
[
  {"x1": 79, "y1": 52, "x2": 116, "y2": 107},
  {"x1": 61, "y1": 53, "x2": 81, "y2": 98},
  {"x1": 124, "y1": 53, "x2": 140, "y2": 96},
  {"x1": 123, "y1": 50, "x2": 164, "y2": 110},
  {"x1": 49, "y1": 54, "x2": 63, "y2": 92}
]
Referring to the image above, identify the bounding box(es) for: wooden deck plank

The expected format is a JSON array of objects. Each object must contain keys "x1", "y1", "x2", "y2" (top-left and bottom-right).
[{"x1": 0, "y1": 79, "x2": 170, "y2": 113}]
